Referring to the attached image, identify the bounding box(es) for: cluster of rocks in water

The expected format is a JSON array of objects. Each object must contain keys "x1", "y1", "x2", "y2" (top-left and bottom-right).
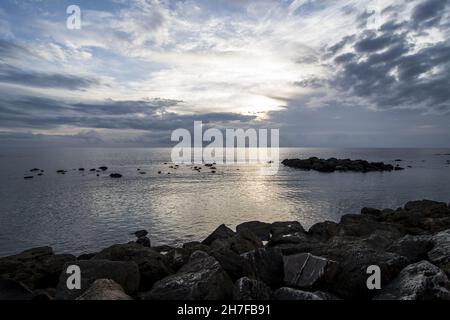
[
  {"x1": 282, "y1": 157, "x2": 405, "y2": 172},
  {"x1": 1, "y1": 199, "x2": 450, "y2": 300}
]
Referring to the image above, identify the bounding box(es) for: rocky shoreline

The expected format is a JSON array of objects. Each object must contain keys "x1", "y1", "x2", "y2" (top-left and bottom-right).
[
  {"x1": 1, "y1": 199, "x2": 450, "y2": 300},
  {"x1": 282, "y1": 157, "x2": 404, "y2": 172}
]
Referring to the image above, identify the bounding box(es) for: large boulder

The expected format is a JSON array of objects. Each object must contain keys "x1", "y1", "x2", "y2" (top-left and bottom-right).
[
  {"x1": 283, "y1": 253, "x2": 338, "y2": 289},
  {"x1": 272, "y1": 287, "x2": 323, "y2": 300},
  {"x1": 55, "y1": 259, "x2": 140, "y2": 300},
  {"x1": 77, "y1": 279, "x2": 132, "y2": 300},
  {"x1": 232, "y1": 277, "x2": 271, "y2": 300},
  {"x1": 314, "y1": 237, "x2": 409, "y2": 299},
  {"x1": 0, "y1": 247, "x2": 76, "y2": 289},
  {"x1": 387, "y1": 235, "x2": 433, "y2": 263},
  {"x1": 428, "y1": 229, "x2": 450, "y2": 276},
  {"x1": 0, "y1": 277, "x2": 34, "y2": 300},
  {"x1": 210, "y1": 248, "x2": 254, "y2": 281},
  {"x1": 211, "y1": 229, "x2": 262, "y2": 254},
  {"x1": 144, "y1": 251, "x2": 233, "y2": 300},
  {"x1": 202, "y1": 224, "x2": 235, "y2": 245},
  {"x1": 93, "y1": 243, "x2": 172, "y2": 290},
  {"x1": 269, "y1": 221, "x2": 307, "y2": 246},
  {"x1": 374, "y1": 261, "x2": 450, "y2": 300},
  {"x1": 308, "y1": 221, "x2": 339, "y2": 241},
  {"x1": 236, "y1": 221, "x2": 272, "y2": 241},
  {"x1": 241, "y1": 248, "x2": 284, "y2": 288}
]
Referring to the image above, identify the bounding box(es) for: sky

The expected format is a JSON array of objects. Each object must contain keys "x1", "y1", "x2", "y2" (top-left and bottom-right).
[{"x1": 0, "y1": 0, "x2": 449, "y2": 148}]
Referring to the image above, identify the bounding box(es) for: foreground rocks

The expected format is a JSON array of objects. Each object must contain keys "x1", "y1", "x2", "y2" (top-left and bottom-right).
[
  {"x1": 1, "y1": 199, "x2": 450, "y2": 300},
  {"x1": 282, "y1": 157, "x2": 398, "y2": 172}
]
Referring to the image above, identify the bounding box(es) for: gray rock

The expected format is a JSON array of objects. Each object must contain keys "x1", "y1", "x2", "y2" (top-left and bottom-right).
[
  {"x1": 134, "y1": 230, "x2": 148, "y2": 238},
  {"x1": 55, "y1": 259, "x2": 140, "y2": 300},
  {"x1": 236, "y1": 221, "x2": 272, "y2": 241},
  {"x1": 241, "y1": 248, "x2": 284, "y2": 287},
  {"x1": 374, "y1": 261, "x2": 450, "y2": 300},
  {"x1": 269, "y1": 221, "x2": 307, "y2": 246},
  {"x1": 0, "y1": 247, "x2": 76, "y2": 289},
  {"x1": 283, "y1": 253, "x2": 338, "y2": 289},
  {"x1": 428, "y1": 229, "x2": 450, "y2": 276},
  {"x1": 211, "y1": 229, "x2": 262, "y2": 254},
  {"x1": 232, "y1": 277, "x2": 271, "y2": 300},
  {"x1": 136, "y1": 236, "x2": 151, "y2": 248},
  {"x1": 272, "y1": 287, "x2": 323, "y2": 300},
  {"x1": 308, "y1": 221, "x2": 339, "y2": 241},
  {"x1": 387, "y1": 235, "x2": 433, "y2": 263},
  {"x1": 94, "y1": 243, "x2": 172, "y2": 290},
  {"x1": 77, "y1": 279, "x2": 132, "y2": 300},
  {"x1": 210, "y1": 248, "x2": 254, "y2": 281},
  {"x1": 144, "y1": 252, "x2": 233, "y2": 300},
  {"x1": 202, "y1": 224, "x2": 236, "y2": 245}
]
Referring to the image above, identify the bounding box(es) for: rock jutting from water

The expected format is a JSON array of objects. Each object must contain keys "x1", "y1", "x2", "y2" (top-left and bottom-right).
[
  {"x1": 282, "y1": 157, "x2": 401, "y2": 172},
  {"x1": 0, "y1": 199, "x2": 449, "y2": 300}
]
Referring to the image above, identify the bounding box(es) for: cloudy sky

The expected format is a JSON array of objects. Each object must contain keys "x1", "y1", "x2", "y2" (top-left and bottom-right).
[{"x1": 0, "y1": 0, "x2": 449, "y2": 147}]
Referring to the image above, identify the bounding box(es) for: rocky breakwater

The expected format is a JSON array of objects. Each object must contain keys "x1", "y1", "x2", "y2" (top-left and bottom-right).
[
  {"x1": 1, "y1": 200, "x2": 450, "y2": 300},
  {"x1": 282, "y1": 157, "x2": 403, "y2": 172}
]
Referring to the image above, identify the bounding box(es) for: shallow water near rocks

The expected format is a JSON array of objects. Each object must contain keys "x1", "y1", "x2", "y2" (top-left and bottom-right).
[{"x1": 1, "y1": 147, "x2": 450, "y2": 256}]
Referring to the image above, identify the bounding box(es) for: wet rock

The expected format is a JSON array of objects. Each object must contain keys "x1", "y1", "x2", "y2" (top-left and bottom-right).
[
  {"x1": 77, "y1": 253, "x2": 97, "y2": 260},
  {"x1": 283, "y1": 253, "x2": 338, "y2": 289},
  {"x1": 0, "y1": 247, "x2": 76, "y2": 289},
  {"x1": 374, "y1": 261, "x2": 450, "y2": 300},
  {"x1": 78, "y1": 168, "x2": 85, "y2": 171},
  {"x1": 77, "y1": 279, "x2": 132, "y2": 300},
  {"x1": 134, "y1": 230, "x2": 148, "y2": 238},
  {"x1": 144, "y1": 251, "x2": 233, "y2": 300},
  {"x1": 30, "y1": 168, "x2": 40, "y2": 172},
  {"x1": 282, "y1": 157, "x2": 394, "y2": 173},
  {"x1": 308, "y1": 221, "x2": 339, "y2": 241},
  {"x1": 55, "y1": 259, "x2": 140, "y2": 300},
  {"x1": 109, "y1": 173, "x2": 123, "y2": 178},
  {"x1": 163, "y1": 248, "x2": 190, "y2": 272},
  {"x1": 387, "y1": 235, "x2": 433, "y2": 263},
  {"x1": 210, "y1": 248, "x2": 254, "y2": 281},
  {"x1": 182, "y1": 241, "x2": 211, "y2": 254},
  {"x1": 236, "y1": 221, "x2": 272, "y2": 241},
  {"x1": 24, "y1": 176, "x2": 33, "y2": 179},
  {"x1": 89, "y1": 168, "x2": 96, "y2": 172},
  {"x1": 211, "y1": 229, "x2": 262, "y2": 254},
  {"x1": 272, "y1": 287, "x2": 322, "y2": 300},
  {"x1": 202, "y1": 224, "x2": 235, "y2": 245},
  {"x1": 0, "y1": 277, "x2": 34, "y2": 300},
  {"x1": 56, "y1": 170, "x2": 67, "y2": 174},
  {"x1": 241, "y1": 248, "x2": 284, "y2": 287},
  {"x1": 136, "y1": 236, "x2": 151, "y2": 248},
  {"x1": 233, "y1": 277, "x2": 271, "y2": 300},
  {"x1": 94, "y1": 243, "x2": 172, "y2": 290},
  {"x1": 428, "y1": 229, "x2": 450, "y2": 276},
  {"x1": 99, "y1": 166, "x2": 108, "y2": 171},
  {"x1": 269, "y1": 221, "x2": 307, "y2": 246}
]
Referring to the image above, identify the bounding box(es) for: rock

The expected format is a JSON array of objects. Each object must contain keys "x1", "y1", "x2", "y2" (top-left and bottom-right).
[
  {"x1": 30, "y1": 168, "x2": 40, "y2": 172},
  {"x1": 283, "y1": 253, "x2": 338, "y2": 289},
  {"x1": 314, "y1": 291, "x2": 341, "y2": 300},
  {"x1": 77, "y1": 253, "x2": 97, "y2": 260},
  {"x1": 182, "y1": 242, "x2": 211, "y2": 254},
  {"x1": 269, "y1": 221, "x2": 307, "y2": 246},
  {"x1": 78, "y1": 168, "x2": 85, "y2": 171},
  {"x1": 0, "y1": 247, "x2": 76, "y2": 289},
  {"x1": 136, "y1": 236, "x2": 151, "y2": 248},
  {"x1": 93, "y1": 243, "x2": 172, "y2": 290},
  {"x1": 163, "y1": 248, "x2": 190, "y2": 272},
  {"x1": 394, "y1": 166, "x2": 405, "y2": 171},
  {"x1": 56, "y1": 170, "x2": 67, "y2": 174},
  {"x1": 272, "y1": 287, "x2": 322, "y2": 300},
  {"x1": 236, "y1": 221, "x2": 272, "y2": 241},
  {"x1": 308, "y1": 221, "x2": 339, "y2": 241},
  {"x1": 133, "y1": 230, "x2": 148, "y2": 238},
  {"x1": 99, "y1": 166, "x2": 108, "y2": 171},
  {"x1": 109, "y1": 173, "x2": 123, "y2": 178},
  {"x1": 202, "y1": 224, "x2": 235, "y2": 245},
  {"x1": 76, "y1": 279, "x2": 132, "y2": 300},
  {"x1": 210, "y1": 248, "x2": 254, "y2": 281},
  {"x1": 241, "y1": 248, "x2": 284, "y2": 287},
  {"x1": 374, "y1": 261, "x2": 450, "y2": 300},
  {"x1": 282, "y1": 157, "x2": 394, "y2": 173},
  {"x1": 428, "y1": 229, "x2": 450, "y2": 276},
  {"x1": 144, "y1": 252, "x2": 233, "y2": 300},
  {"x1": 89, "y1": 168, "x2": 96, "y2": 172},
  {"x1": 387, "y1": 235, "x2": 433, "y2": 263},
  {"x1": 404, "y1": 200, "x2": 447, "y2": 212},
  {"x1": 314, "y1": 238, "x2": 409, "y2": 299},
  {"x1": 55, "y1": 259, "x2": 140, "y2": 300},
  {"x1": 0, "y1": 277, "x2": 34, "y2": 300},
  {"x1": 211, "y1": 229, "x2": 262, "y2": 254},
  {"x1": 232, "y1": 277, "x2": 271, "y2": 300},
  {"x1": 24, "y1": 176, "x2": 33, "y2": 179}
]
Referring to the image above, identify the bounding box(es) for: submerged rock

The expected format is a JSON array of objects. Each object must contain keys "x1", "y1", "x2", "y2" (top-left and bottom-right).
[
  {"x1": 374, "y1": 261, "x2": 450, "y2": 300},
  {"x1": 282, "y1": 157, "x2": 394, "y2": 172},
  {"x1": 109, "y1": 173, "x2": 123, "y2": 178}
]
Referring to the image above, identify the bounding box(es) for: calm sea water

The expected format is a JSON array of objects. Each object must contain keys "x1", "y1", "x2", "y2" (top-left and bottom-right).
[{"x1": 0, "y1": 147, "x2": 449, "y2": 256}]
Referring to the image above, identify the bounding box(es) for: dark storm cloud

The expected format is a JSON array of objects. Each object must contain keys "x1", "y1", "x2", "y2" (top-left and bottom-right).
[
  {"x1": 0, "y1": 64, "x2": 100, "y2": 90},
  {"x1": 412, "y1": 0, "x2": 449, "y2": 29},
  {"x1": 326, "y1": 0, "x2": 450, "y2": 113},
  {"x1": 0, "y1": 95, "x2": 256, "y2": 131}
]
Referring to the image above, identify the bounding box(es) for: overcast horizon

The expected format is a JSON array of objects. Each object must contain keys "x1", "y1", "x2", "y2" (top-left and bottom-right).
[{"x1": 1, "y1": 0, "x2": 450, "y2": 148}]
